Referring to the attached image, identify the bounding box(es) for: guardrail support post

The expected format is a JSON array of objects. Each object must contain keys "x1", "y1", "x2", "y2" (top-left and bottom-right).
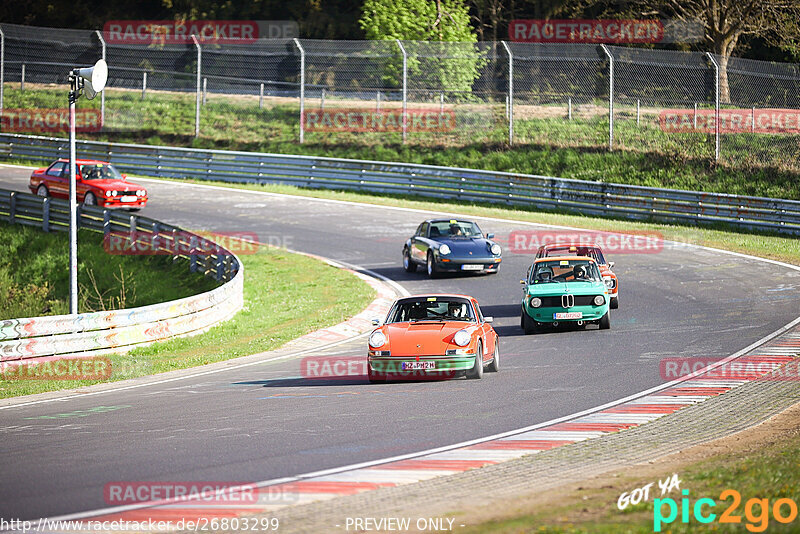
[
  {"x1": 95, "y1": 30, "x2": 106, "y2": 127},
  {"x1": 191, "y1": 35, "x2": 201, "y2": 137},
  {"x1": 216, "y1": 255, "x2": 224, "y2": 281},
  {"x1": 0, "y1": 27, "x2": 5, "y2": 116},
  {"x1": 9, "y1": 191, "x2": 15, "y2": 224},
  {"x1": 293, "y1": 38, "x2": 305, "y2": 143},
  {"x1": 103, "y1": 209, "x2": 110, "y2": 235},
  {"x1": 501, "y1": 41, "x2": 514, "y2": 145},
  {"x1": 42, "y1": 197, "x2": 50, "y2": 232},
  {"x1": 706, "y1": 52, "x2": 720, "y2": 162},
  {"x1": 601, "y1": 45, "x2": 614, "y2": 150},
  {"x1": 396, "y1": 39, "x2": 408, "y2": 144}
]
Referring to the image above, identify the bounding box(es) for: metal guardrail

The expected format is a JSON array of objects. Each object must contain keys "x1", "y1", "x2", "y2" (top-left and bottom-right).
[
  {"x1": 0, "y1": 187, "x2": 243, "y2": 361},
  {"x1": 2, "y1": 132, "x2": 800, "y2": 235}
]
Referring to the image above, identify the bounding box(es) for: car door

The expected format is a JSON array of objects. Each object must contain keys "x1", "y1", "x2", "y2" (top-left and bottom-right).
[
  {"x1": 44, "y1": 162, "x2": 68, "y2": 198},
  {"x1": 472, "y1": 299, "x2": 493, "y2": 362},
  {"x1": 75, "y1": 165, "x2": 93, "y2": 202},
  {"x1": 411, "y1": 222, "x2": 430, "y2": 262}
]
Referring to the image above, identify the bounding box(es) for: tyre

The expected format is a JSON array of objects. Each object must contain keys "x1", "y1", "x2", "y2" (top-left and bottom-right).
[
  {"x1": 522, "y1": 309, "x2": 539, "y2": 335},
  {"x1": 426, "y1": 252, "x2": 439, "y2": 279},
  {"x1": 403, "y1": 248, "x2": 417, "y2": 273},
  {"x1": 83, "y1": 192, "x2": 97, "y2": 206},
  {"x1": 610, "y1": 296, "x2": 619, "y2": 309},
  {"x1": 487, "y1": 341, "x2": 499, "y2": 372},
  {"x1": 467, "y1": 341, "x2": 484, "y2": 379},
  {"x1": 599, "y1": 311, "x2": 611, "y2": 330},
  {"x1": 36, "y1": 185, "x2": 49, "y2": 198},
  {"x1": 367, "y1": 367, "x2": 385, "y2": 384}
]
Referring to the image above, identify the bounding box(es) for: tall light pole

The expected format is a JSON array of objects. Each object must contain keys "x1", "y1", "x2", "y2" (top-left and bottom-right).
[{"x1": 67, "y1": 59, "x2": 108, "y2": 314}]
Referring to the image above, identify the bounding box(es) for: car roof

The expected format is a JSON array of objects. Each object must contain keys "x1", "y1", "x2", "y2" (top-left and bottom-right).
[
  {"x1": 534, "y1": 255, "x2": 596, "y2": 263},
  {"x1": 55, "y1": 159, "x2": 110, "y2": 165},
  {"x1": 399, "y1": 294, "x2": 475, "y2": 300},
  {"x1": 425, "y1": 218, "x2": 477, "y2": 224},
  {"x1": 540, "y1": 243, "x2": 601, "y2": 251}
]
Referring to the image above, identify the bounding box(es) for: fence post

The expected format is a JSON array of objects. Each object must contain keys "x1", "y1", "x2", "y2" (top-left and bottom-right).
[
  {"x1": 202, "y1": 77, "x2": 207, "y2": 105},
  {"x1": 20, "y1": 63, "x2": 25, "y2": 91},
  {"x1": 693, "y1": 102, "x2": 697, "y2": 129},
  {"x1": 142, "y1": 71, "x2": 147, "y2": 99},
  {"x1": 259, "y1": 82, "x2": 264, "y2": 108},
  {"x1": 706, "y1": 52, "x2": 720, "y2": 162},
  {"x1": 321, "y1": 87, "x2": 325, "y2": 110},
  {"x1": 293, "y1": 38, "x2": 305, "y2": 143},
  {"x1": 95, "y1": 30, "x2": 106, "y2": 127},
  {"x1": 396, "y1": 39, "x2": 407, "y2": 144},
  {"x1": 191, "y1": 35, "x2": 201, "y2": 137},
  {"x1": 568, "y1": 97, "x2": 572, "y2": 120},
  {"x1": 376, "y1": 91, "x2": 381, "y2": 112},
  {"x1": 600, "y1": 44, "x2": 613, "y2": 150},
  {"x1": 0, "y1": 26, "x2": 5, "y2": 116},
  {"x1": 636, "y1": 99, "x2": 640, "y2": 126},
  {"x1": 440, "y1": 92, "x2": 444, "y2": 114},
  {"x1": 501, "y1": 41, "x2": 514, "y2": 145},
  {"x1": 751, "y1": 106, "x2": 755, "y2": 133}
]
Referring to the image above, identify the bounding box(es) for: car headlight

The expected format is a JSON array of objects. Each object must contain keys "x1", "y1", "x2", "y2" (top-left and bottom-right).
[
  {"x1": 604, "y1": 277, "x2": 616, "y2": 289},
  {"x1": 491, "y1": 244, "x2": 502, "y2": 256},
  {"x1": 111, "y1": 190, "x2": 117, "y2": 197},
  {"x1": 439, "y1": 244, "x2": 451, "y2": 255},
  {"x1": 139, "y1": 190, "x2": 147, "y2": 197},
  {"x1": 368, "y1": 331, "x2": 387, "y2": 348},
  {"x1": 594, "y1": 295, "x2": 605, "y2": 306},
  {"x1": 105, "y1": 190, "x2": 111, "y2": 197},
  {"x1": 530, "y1": 297, "x2": 542, "y2": 308},
  {"x1": 453, "y1": 330, "x2": 471, "y2": 347}
]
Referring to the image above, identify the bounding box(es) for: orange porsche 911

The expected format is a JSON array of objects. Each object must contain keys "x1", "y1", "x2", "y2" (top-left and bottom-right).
[{"x1": 367, "y1": 294, "x2": 499, "y2": 382}]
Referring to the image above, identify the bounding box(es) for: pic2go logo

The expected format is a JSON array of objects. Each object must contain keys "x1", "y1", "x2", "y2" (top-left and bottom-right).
[{"x1": 654, "y1": 489, "x2": 799, "y2": 532}]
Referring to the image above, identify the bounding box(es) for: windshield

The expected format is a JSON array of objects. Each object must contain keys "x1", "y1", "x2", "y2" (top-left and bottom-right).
[
  {"x1": 80, "y1": 163, "x2": 123, "y2": 181},
  {"x1": 386, "y1": 297, "x2": 476, "y2": 323},
  {"x1": 530, "y1": 259, "x2": 602, "y2": 284},
  {"x1": 429, "y1": 220, "x2": 482, "y2": 239}
]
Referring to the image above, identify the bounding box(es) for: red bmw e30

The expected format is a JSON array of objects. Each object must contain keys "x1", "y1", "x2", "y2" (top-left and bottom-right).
[{"x1": 29, "y1": 159, "x2": 148, "y2": 210}]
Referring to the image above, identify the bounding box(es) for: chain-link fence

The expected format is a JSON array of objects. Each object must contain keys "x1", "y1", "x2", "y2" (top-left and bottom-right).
[{"x1": 1, "y1": 22, "x2": 799, "y2": 174}]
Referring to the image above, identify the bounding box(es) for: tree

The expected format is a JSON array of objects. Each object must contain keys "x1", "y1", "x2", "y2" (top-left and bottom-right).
[
  {"x1": 551, "y1": 0, "x2": 800, "y2": 102},
  {"x1": 359, "y1": 0, "x2": 486, "y2": 94}
]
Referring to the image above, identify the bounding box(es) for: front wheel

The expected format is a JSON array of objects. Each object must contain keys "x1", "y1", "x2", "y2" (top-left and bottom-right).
[
  {"x1": 367, "y1": 366, "x2": 385, "y2": 384},
  {"x1": 37, "y1": 185, "x2": 49, "y2": 198},
  {"x1": 83, "y1": 192, "x2": 97, "y2": 206},
  {"x1": 522, "y1": 309, "x2": 539, "y2": 335},
  {"x1": 467, "y1": 341, "x2": 484, "y2": 379},
  {"x1": 487, "y1": 341, "x2": 499, "y2": 372},
  {"x1": 426, "y1": 252, "x2": 439, "y2": 279},
  {"x1": 610, "y1": 296, "x2": 619, "y2": 309},
  {"x1": 599, "y1": 311, "x2": 611, "y2": 330},
  {"x1": 403, "y1": 248, "x2": 417, "y2": 273}
]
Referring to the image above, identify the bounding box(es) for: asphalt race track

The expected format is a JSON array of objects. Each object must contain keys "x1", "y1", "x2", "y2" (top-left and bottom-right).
[{"x1": 1, "y1": 166, "x2": 799, "y2": 521}]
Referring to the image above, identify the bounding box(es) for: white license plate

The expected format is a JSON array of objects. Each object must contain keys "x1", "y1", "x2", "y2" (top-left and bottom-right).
[
  {"x1": 554, "y1": 312, "x2": 583, "y2": 320},
  {"x1": 120, "y1": 195, "x2": 137, "y2": 202},
  {"x1": 402, "y1": 361, "x2": 436, "y2": 370},
  {"x1": 461, "y1": 264, "x2": 483, "y2": 271}
]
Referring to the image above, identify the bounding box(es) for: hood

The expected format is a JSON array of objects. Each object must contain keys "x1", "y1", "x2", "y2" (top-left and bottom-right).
[
  {"x1": 437, "y1": 237, "x2": 492, "y2": 255},
  {"x1": 87, "y1": 179, "x2": 143, "y2": 192},
  {"x1": 528, "y1": 280, "x2": 606, "y2": 296},
  {"x1": 384, "y1": 322, "x2": 474, "y2": 356}
]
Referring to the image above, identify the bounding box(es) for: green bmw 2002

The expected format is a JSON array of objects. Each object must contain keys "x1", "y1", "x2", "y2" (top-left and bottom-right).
[{"x1": 520, "y1": 256, "x2": 611, "y2": 334}]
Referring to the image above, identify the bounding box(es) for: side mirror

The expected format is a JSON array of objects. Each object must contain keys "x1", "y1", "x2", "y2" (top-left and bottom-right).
[
  {"x1": 484, "y1": 316, "x2": 494, "y2": 323},
  {"x1": 121, "y1": 173, "x2": 128, "y2": 180},
  {"x1": 519, "y1": 279, "x2": 526, "y2": 285},
  {"x1": 608, "y1": 261, "x2": 615, "y2": 269},
  {"x1": 486, "y1": 233, "x2": 495, "y2": 239},
  {"x1": 371, "y1": 318, "x2": 382, "y2": 326}
]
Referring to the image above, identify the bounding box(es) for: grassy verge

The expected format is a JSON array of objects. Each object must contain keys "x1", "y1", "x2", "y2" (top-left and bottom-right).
[
  {"x1": 0, "y1": 220, "x2": 218, "y2": 319},
  {"x1": 457, "y1": 404, "x2": 800, "y2": 533},
  {"x1": 0, "y1": 234, "x2": 375, "y2": 398},
  {"x1": 132, "y1": 177, "x2": 800, "y2": 267},
  {"x1": 4, "y1": 85, "x2": 799, "y2": 200}
]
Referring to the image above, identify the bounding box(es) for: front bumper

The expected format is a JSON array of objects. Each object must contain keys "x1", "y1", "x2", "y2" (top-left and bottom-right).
[
  {"x1": 435, "y1": 256, "x2": 501, "y2": 272},
  {"x1": 368, "y1": 355, "x2": 476, "y2": 376},
  {"x1": 523, "y1": 305, "x2": 608, "y2": 323},
  {"x1": 100, "y1": 196, "x2": 148, "y2": 208}
]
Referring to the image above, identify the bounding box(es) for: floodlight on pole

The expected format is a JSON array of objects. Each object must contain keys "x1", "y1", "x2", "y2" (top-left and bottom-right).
[{"x1": 67, "y1": 58, "x2": 107, "y2": 315}]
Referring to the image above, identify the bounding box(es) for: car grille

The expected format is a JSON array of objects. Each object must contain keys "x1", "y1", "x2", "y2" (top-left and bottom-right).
[{"x1": 536, "y1": 295, "x2": 600, "y2": 308}]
